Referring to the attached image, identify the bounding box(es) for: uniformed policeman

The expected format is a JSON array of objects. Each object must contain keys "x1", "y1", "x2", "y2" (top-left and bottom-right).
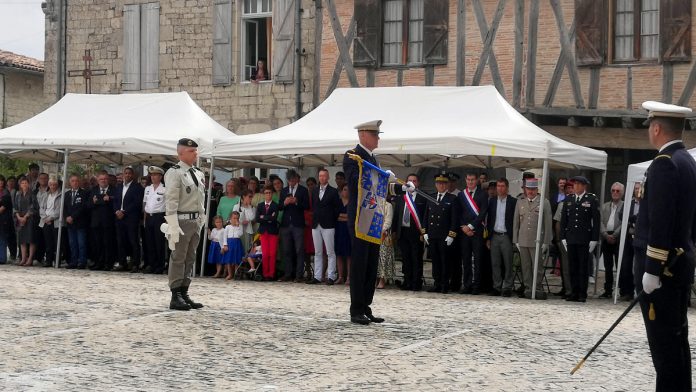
[
  {"x1": 560, "y1": 175, "x2": 600, "y2": 302},
  {"x1": 634, "y1": 101, "x2": 696, "y2": 391},
  {"x1": 423, "y1": 173, "x2": 460, "y2": 294},
  {"x1": 143, "y1": 166, "x2": 166, "y2": 274},
  {"x1": 342, "y1": 120, "x2": 414, "y2": 325},
  {"x1": 163, "y1": 138, "x2": 207, "y2": 311},
  {"x1": 512, "y1": 178, "x2": 552, "y2": 299}
]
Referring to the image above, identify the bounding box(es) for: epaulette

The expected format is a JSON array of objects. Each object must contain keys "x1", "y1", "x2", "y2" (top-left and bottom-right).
[
  {"x1": 193, "y1": 166, "x2": 201, "y2": 171},
  {"x1": 347, "y1": 149, "x2": 355, "y2": 153},
  {"x1": 172, "y1": 164, "x2": 180, "y2": 169},
  {"x1": 654, "y1": 154, "x2": 672, "y2": 160}
]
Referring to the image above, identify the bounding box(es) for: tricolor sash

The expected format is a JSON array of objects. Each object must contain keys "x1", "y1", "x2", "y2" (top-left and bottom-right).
[
  {"x1": 462, "y1": 189, "x2": 480, "y2": 216},
  {"x1": 404, "y1": 193, "x2": 423, "y2": 231}
]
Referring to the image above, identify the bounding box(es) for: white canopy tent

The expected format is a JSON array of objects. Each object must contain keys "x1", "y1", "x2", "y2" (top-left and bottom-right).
[
  {"x1": 614, "y1": 148, "x2": 696, "y2": 303},
  {"x1": 214, "y1": 86, "x2": 608, "y2": 296},
  {"x1": 0, "y1": 92, "x2": 236, "y2": 270}
]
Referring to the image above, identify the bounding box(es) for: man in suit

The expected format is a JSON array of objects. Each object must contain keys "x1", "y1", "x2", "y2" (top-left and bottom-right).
[
  {"x1": 392, "y1": 173, "x2": 426, "y2": 291},
  {"x1": 88, "y1": 172, "x2": 116, "y2": 270},
  {"x1": 599, "y1": 182, "x2": 625, "y2": 298},
  {"x1": 618, "y1": 182, "x2": 641, "y2": 301},
  {"x1": 308, "y1": 168, "x2": 341, "y2": 285},
  {"x1": 486, "y1": 178, "x2": 517, "y2": 297},
  {"x1": 560, "y1": 175, "x2": 600, "y2": 302},
  {"x1": 112, "y1": 166, "x2": 144, "y2": 272},
  {"x1": 513, "y1": 178, "x2": 553, "y2": 299},
  {"x1": 458, "y1": 172, "x2": 489, "y2": 295},
  {"x1": 423, "y1": 173, "x2": 460, "y2": 294},
  {"x1": 278, "y1": 169, "x2": 309, "y2": 282},
  {"x1": 64, "y1": 174, "x2": 89, "y2": 269},
  {"x1": 633, "y1": 101, "x2": 696, "y2": 391}
]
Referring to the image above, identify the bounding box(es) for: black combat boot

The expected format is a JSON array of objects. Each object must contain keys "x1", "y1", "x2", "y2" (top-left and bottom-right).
[
  {"x1": 180, "y1": 286, "x2": 203, "y2": 309},
  {"x1": 169, "y1": 288, "x2": 191, "y2": 311}
]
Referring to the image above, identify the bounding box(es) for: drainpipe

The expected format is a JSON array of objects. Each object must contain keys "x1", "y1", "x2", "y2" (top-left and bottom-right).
[
  {"x1": 55, "y1": 0, "x2": 67, "y2": 100},
  {"x1": 0, "y1": 73, "x2": 5, "y2": 128},
  {"x1": 294, "y1": 0, "x2": 302, "y2": 120}
]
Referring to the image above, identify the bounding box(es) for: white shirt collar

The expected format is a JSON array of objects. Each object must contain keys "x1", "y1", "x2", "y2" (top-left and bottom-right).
[
  {"x1": 358, "y1": 143, "x2": 374, "y2": 156},
  {"x1": 576, "y1": 191, "x2": 586, "y2": 199},
  {"x1": 659, "y1": 139, "x2": 682, "y2": 153}
]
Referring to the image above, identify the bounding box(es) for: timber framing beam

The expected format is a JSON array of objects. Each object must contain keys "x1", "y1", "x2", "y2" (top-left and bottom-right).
[
  {"x1": 325, "y1": 0, "x2": 359, "y2": 97},
  {"x1": 548, "y1": 0, "x2": 584, "y2": 108},
  {"x1": 471, "y1": 0, "x2": 506, "y2": 96}
]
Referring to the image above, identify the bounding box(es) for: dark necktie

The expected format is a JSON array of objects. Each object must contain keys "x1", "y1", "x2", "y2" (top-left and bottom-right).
[
  {"x1": 265, "y1": 203, "x2": 270, "y2": 213},
  {"x1": 72, "y1": 191, "x2": 77, "y2": 205},
  {"x1": 437, "y1": 194, "x2": 442, "y2": 203},
  {"x1": 188, "y1": 168, "x2": 199, "y2": 187}
]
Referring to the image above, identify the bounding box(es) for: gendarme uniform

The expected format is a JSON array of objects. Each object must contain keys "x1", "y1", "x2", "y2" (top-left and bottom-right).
[
  {"x1": 164, "y1": 138, "x2": 206, "y2": 311},
  {"x1": 143, "y1": 166, "x2": 167, "y2": 274},
  {"x1": 634, "y1": 101, "x2": 696, "y2": 391}
]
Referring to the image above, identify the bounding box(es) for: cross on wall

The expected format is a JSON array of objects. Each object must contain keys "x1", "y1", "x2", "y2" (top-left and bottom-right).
[{"x1": 67, "y1": 49, "x2": 107, "y2": 94}]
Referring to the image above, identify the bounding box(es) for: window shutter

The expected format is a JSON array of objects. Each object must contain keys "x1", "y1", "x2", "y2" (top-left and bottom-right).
[
  {"x1": 272, "y1": 0, "x2": 295, "y2": 83},
  {"x1": 353, "y1": 0, "x2": 381, "y2": 67},
  {"x1": 212, "y1": 0, "x2": 232, "y2": 86},
  {"x1": 123, "y1": 4, "x2": 141, "y2": 91},
  {"x1": 574, "y1": 0, "x2": 606, "y2": 66},
  {"x1": 140, "y1": 2, "x2": 160, "y2": 89},
  {"x1": 423, "y1": 0, "x2": 449, "y2": 65},
  {"x1": 660, "y1": 0, "x2": 691, "y2": 62}
]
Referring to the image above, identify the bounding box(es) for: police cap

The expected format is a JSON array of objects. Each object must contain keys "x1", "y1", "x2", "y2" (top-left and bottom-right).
[
  {"x1": 148, "y1": 166, "x2": 164, "y2": 175},
  {"x1": 354, "y1": 120, "x2": 383, "y2": 133},
  {"x1": 642, "y1": 101, "x2": 692, "y2": 126},
  {"x1": 570, "y1": 175, "x2": 590, "y2": 185}
]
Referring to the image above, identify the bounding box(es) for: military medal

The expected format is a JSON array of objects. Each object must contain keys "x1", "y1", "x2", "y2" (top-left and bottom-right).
[{"x1": 186, "y1": 186, "x2": 191, "y2": 194}]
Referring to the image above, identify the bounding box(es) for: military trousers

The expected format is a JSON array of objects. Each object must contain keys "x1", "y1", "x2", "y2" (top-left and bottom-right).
[
  {"x1": 168, "y1": 219, "x2": 201, "y2": 289},
  {"x1": 567, "y1": 243, "x2": 590, "y2": 299},
  {"x1": 518, "y1": 246, "x2": 545, "y2": 295}
]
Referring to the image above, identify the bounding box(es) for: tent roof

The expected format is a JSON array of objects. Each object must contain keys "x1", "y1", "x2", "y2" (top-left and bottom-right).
[
  {"x1": 0, "y1": 92, "x2": 235, "y2": 164},
  {"x1": 214, "y1": 86, "x2": 607, "y2": 170}
]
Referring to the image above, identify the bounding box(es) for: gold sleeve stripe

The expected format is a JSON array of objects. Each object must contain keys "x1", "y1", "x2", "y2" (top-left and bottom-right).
[
  {"x1": 646, "y1": 246, "x2": 669, "y2": 261},
  {"x1": 654, "y1": 154, "x2": 672, "y2": 160},
  {"x1": 448, "y1": 231, "x2": 458, "y2": 238}
]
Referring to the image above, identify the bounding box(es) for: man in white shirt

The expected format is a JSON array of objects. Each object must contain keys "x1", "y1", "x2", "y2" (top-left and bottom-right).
[
  {"x1": 308, "y1": 168, "x2": 341, "y2": 284},
  {"x1": 143, "y1": 166, "x2": 167, "y2": 274},
  {"x1": 599, "y1": 182, "x2": 624, "y2": 298}
]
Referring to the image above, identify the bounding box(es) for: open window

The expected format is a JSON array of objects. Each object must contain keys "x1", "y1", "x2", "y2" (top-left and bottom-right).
[{"x1": 241, "y1": 0, "x2": 272, "y2": 82}]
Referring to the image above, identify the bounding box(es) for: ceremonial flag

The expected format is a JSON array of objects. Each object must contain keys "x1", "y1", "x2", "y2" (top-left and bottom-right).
[{"x1": 354, "y1": 158, "x2": 389, "y2": 245}]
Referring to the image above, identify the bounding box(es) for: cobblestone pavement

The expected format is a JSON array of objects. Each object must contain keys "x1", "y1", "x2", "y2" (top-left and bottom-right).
[{"x1": 1, "y1": 265, "x2": 694, "y2": 391}]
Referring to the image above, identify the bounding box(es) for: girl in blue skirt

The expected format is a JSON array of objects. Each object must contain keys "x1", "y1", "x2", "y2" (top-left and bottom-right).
[
  {"x1": 208, "y1": 216, "x2": 226, "y2": 278},
  {"x1": 222, "y1": 211, "x2": 245, "y2": 280}
]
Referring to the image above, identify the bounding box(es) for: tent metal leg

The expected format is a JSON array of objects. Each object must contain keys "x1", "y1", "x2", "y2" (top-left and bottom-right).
[
  {"x1": 55, "y1": 149, "x2": 70, "y2": 268},
  {"x1": 613, "y1": 180, "x2": 635, "y2": 304},
  {"x1": 199, "y1": 156, "x2": 215, "y2": 277},
  {"x1": 531, "y1": 159, "x2": 549, "y2": 299},
  {"x1": 595, "y1": 170, "x2": 607, "y2": 295}
]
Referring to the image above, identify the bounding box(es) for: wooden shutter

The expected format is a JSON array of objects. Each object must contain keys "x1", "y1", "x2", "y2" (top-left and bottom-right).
[
  {"x1": 574, "y1": 0, "x2": 606, "y2": 66},
  {"x1": 353, "y1": 0, "x2": 381, "y2": 67},
  {"x1": 423, "y1": 0, "x2": 449, "y2": 64},
  {"x1": 123, "y1": 4, "x2": 141, "y2": 91},
  {"x1": 660, "y1": 0, "x2": 691, "y2": 62},
  {"x1": 140, "y1": 2, "x2": 160, "y2": 89},
  {"x1": 272, "y1": 0, "x2": 295, "y2": 83},
  {"x1": 212, "y1": 0, "x2": 232, "y2": 86}
]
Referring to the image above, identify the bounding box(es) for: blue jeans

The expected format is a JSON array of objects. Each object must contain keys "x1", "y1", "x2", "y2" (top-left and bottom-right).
[
  {"x1": 0, "y1": 232, "x2": 7, "y2": 263},
  {"x1": 68, "y1": 227, "x2": 86, "y2": 266}
]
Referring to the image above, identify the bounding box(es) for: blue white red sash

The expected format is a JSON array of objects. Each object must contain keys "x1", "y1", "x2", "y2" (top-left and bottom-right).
[
  {"x1": 462, "y1": 189, "x2": 480, "y2": 216},
  {"x1": 404, "y1": 193, "x2": 423, "y2": 231}
]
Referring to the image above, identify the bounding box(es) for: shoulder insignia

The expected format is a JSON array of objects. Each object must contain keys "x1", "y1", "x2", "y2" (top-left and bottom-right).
[
  {"x1": 654, "y1": 154, "x2": 672, "y2": 160},
  {"x1": 172, "y1": 164, "x2": 180, "y2": 169}
]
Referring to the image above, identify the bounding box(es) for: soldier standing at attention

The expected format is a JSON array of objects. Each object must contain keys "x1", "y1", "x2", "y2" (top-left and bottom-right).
[
  {"x1": 560, "y1": 175, "x2": 600, "y2": 303},
  {"x1": 163, "y1": 138, "x2": 207, "y2": 311},
  {"x1": 634, "y1": 101, "x2": 696, "y2": 391}
]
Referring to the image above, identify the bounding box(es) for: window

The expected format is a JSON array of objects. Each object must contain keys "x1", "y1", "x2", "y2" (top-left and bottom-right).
[
  {"x1": 613, "y1": 0, "x2": 659, "y2": 62},
  {"x1": 241, "y1": 0, "x2": 272, "y2": 82},
  {"x1": 122, "y1": 3, "x2": 160, "y2": 90},
  {"x1": 382, "y1": 0, "x2": 424, "y2": 66}
]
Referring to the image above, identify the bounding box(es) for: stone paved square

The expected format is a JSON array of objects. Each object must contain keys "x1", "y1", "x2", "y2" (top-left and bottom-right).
[{"x1": 1, "y1": 265, "x2": 694, "y2": 391}]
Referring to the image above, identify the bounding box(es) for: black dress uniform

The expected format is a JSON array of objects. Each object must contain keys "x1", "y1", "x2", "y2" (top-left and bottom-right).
[
  {"x1": 422, "y1": 180, "x2": 460, "y2": 293},
  {"x1": 560, "y1": 180, "x2": 600, "y2": 302},
  {"x1": 633, "y1": 100, "x2": 696, "y2": 391}
]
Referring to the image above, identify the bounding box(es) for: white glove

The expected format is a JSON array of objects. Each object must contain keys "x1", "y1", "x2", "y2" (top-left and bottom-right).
[
  {"x1": 589, "y1": 240, "x2": 598, "y2": 253},
  {"x1": 541, "y1": 243, "x2": 549, "y2": 254},
  {"x1": 445, "y1": 236, "x2": 454, "y2": 246},
  {"x1": 401, "y1": 181, "x2": 416, "y2": 193},
  {"x1": 423, "y1": 234, "x2": 429, "y2": 245},
  {"x1": 385, "y1": 169, "x2": 397, "y2": 183},
  {"x1": 164, "y1": 215, "x2": 185, "y2": 251},
  {"x1": 561, "y1": 239, "x2": 567, "y2": 250},
  {"x1": 197, "y1": 213, "x2": 207, "y2": 230},
  {"x1": 642, "y1": 273, "x2": 661, "y2": 294},
  {"x1": 515, "y1": 243, "x2": 521, "y2": 250}
]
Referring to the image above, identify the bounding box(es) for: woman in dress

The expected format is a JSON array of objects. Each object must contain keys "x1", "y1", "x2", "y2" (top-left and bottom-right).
[
  {"x1": 334, "y1": 184, "x2": 352, "y2": 285},
  {"x1": 250, "y1": 59, "x2": 268, "y2": 83},
  {"x1": 0, "y1": 175, "x2": 12, "y2": 264},
  {"x1": 247, "y1": 176, "x2": 265, "y2": 209},
  {"x1": 216, "y1": 179, "x2": 240, "y2": 224},
  {"x1": 377, "y1": 196, "x2": 396, "y2": 289},
  {"x1": 14, "y1": 177, "x2": 38, "y2": 266}
]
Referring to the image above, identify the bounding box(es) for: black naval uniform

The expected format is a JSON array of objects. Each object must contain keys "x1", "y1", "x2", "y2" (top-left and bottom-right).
[
  {"x1": 560, "y1": 191, "x2": 600, "y2": 301},
  {"x1": 343, "y1": 144, "x2": 382, "y2": 320},
  {"x1": 633, "y1": 141, "x2": 696, "y2": 391},
  {"x1": 422, "y1": 192, "x2": 460, "y2": 293}
]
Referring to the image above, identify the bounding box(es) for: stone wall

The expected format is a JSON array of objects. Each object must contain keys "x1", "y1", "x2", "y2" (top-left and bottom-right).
[{"x1": 0, "y1": 69, "x2": 46, "y2": 128}]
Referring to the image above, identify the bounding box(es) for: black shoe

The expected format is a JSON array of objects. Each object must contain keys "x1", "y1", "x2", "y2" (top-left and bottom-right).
[
  {"x1": 501, "y1": 289, "x2": 512, "y2": 297},
  {"x1": 41, "y1": 260, "x2": 52, "y2": 268},
  {"x1": 141, "y1": 266, "x2": 154, "y2": 274},
  {"x1": 112, "y1": 264, "x2": 128, "y2": 272},
  {"x1": 471, "y1": 288, "x2": 480, "y2": 295},
  {"x1": 326, "y1": 278, "x2": 335, "y2": 285},
  {"x1": 411, "y1": 286, "x2": 422, "y2": 292},
  {"x1": 599, "y1": 291, "x2": 612, "y2": 299},
  {"x1": 88, "y1": 264, "x2": 103, "y2": 271},
  {"x1": 350, "y1": 315, "x2": 371, "y2": 325},
  {"x1": 130, "y1": 266, "x2": 140, "y2": 273},
  {"x1": 459, "y1": 287, "x2": 472, "y2": 295},
  {"x1": 620, "y1": 294, "x2": 634, "y2": 301},
  {"x1": 306, "y1": 278, "x2": 322, "y2": 285},
  {"x1": 66, "y1": 264, "x2": 78, "y2": 269},
  {"x1": 427, "y1": 286, "x2": 442, "y2": 293},
  {"x1": 578, "y1": 297, "x2": 587, "y2": 303},
  {"x1": 552, "y1": 289, "x2": 565, "y2": 296},
  {"x1": 169, "y1": 288, "x2": 191, "y2": 311},
  {"x1": 366, "y1": 314, "x2": 384, "y2": 323},
  {"x1": 77, "y1": 265, "x2": 87, "y2": 270},
  {"x1": 566, "y1": 294, "x2": 579, "y2": 302},
  {"x1": 180, "y1": 286, "x2": 203, "y2": 309},
  {"x1": 441, "y1": 287, "x2": 450, "y2": 294},
  {"x1": 399, "y1": 284, "x2": 412, "y2": 291},
  {"x1": 489, "y1": 289, "x2": 501, "y2": 296}
]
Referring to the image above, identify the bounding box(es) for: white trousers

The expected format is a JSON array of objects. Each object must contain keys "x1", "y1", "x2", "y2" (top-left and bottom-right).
[{"x1": 311, "y1": 225, "x2": 336, "y2": 281}]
